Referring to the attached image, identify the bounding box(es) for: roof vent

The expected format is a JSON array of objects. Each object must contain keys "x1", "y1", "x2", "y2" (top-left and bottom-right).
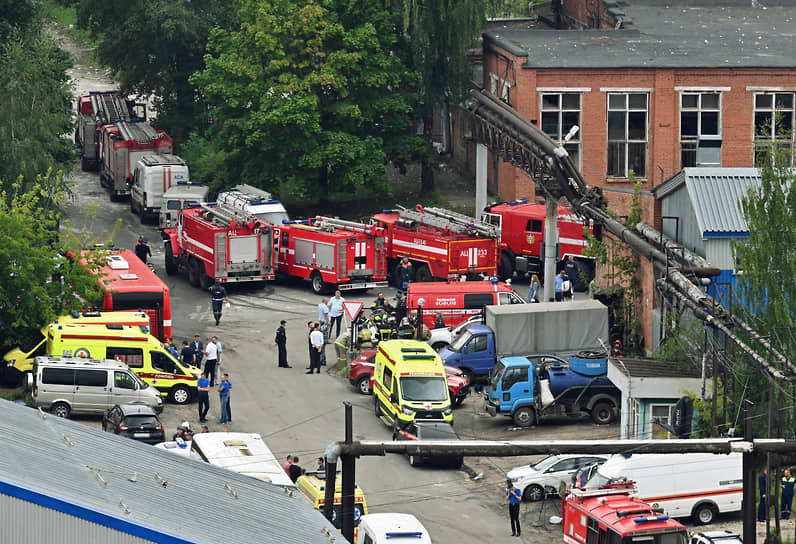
[{"x1": 108, "y1": 255, "x2": 129, "y2": 270}]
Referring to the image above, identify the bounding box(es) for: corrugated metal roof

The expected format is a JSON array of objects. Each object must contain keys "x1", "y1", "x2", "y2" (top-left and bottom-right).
[
  {"x1": 610, "y1": 358, "x2": 702, "y2": 379},
  {"x1": 655, "y1": 167, "x2": 760, "y2": 236},
  {"x1": 0, "y1": 400, "x2": 340, "y2": 544}
]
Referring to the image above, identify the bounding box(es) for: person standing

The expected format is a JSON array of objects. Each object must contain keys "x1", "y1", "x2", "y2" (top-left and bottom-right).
[
  {"x1": 192, "y1": 335, "x2": 204, "y2": 367},
  {"x1": 306, "y1": 320, "x2": 314, "y2": 369},
  {"x1": 564, "y1": 255, "x2": 580, "y2": 290},
  {"x1": 314, "y1": 322, "x2": 327, "y2": 366},
  {"x1": 197, "y1": 373, "x2": 210, "y2": 423},
  {"x1": 318, "y1": 297, "x2": 331, "y2": 345},
  {"x1": 399, "y1": 255, "x2": 413, "y2": 289},
  {"x1": 528, "y1": 274, "x2": 541, "y2": 303},
  {"x1": 289, "y1": 456, "x2": 304, "y2": 483},
  {"x1": 555, "y1": 270, "x2": 566, "y2": 302},
  {"x1": 433, "y1": 312, "x2": 445, "y2": 329},
  {"x1": 506, "y1": 481, "x2": 522, "y2": 537},
  {"x1": 218, "y1": 373, "x2": 231, "y2": 424},
  {"x1": 204, "y1": 337, "x2": 218, "y2": 387},
  {"x1": 212, "y1": 335, "x2": 223, "y2": 383},
  {"x1": 283, "y1": 455, "x2": 294, "y2": 475},
  {"x1": 373, "y1": 292, "x2": 388, "y2": 309},
  {"x1": 307, "y1": 323, "x2": 324, "y2": 374},
  {"x1": 782, "y1": 468, "x2": 795, "y2": 519},
  {"x1": 759, "y1": 467, "x2": 768, "y2": 522},
  {"x1": 134, "y1": 236, "x2": 152, "y2": 264},
  {"x1": 394, "y1": 292, "x2": 407, "y2": 322},
  {"x1": 328, "y1": 291, "x2": 345, "y2": 338},
  {"x1": 179, "y1": 340, "x2": 195, "y2": 367},
  {"x1": 209, "y1": 280, "x2": 229, "y2": 326},
  {"x1": 275, "y1": 320, "x2": 290, "y2": 368}
]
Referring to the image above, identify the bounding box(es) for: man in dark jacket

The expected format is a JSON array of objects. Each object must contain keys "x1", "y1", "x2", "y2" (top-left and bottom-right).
[
  {"x1": 134, "y1": 237, "x2": 152, "y2": 264},
  {"x1": 209, "y1": 280, "x2": 228, "y2": 326},
  {"x1": 275, "y1": 320, "x2": 290, "y2": 368}
]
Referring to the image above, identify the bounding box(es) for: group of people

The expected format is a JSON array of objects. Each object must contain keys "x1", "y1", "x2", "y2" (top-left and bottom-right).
[
  {"x1": 283, "y1": 455, "x2": 327, "y2": 483},
  {"x1": 195, "y1": 371, "x2": 232, "y2": 424},
  {"x1": 526, "y1": 256, "x2": 581, "y2": 303},
  {"x1": 177, "y1": 335, "x2": 224, "y2": 385},
  {"x1": 758, "y1": 467, "x2": 795, "y2": 521}
]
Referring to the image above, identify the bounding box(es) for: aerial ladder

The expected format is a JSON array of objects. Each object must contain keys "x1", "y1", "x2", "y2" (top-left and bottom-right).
[
  {"x1": 465, "y1": 87, "x2": 795, "y2": 382},
  {"x1": 198, "y1": 203, "x2": 270, "y2": 232},
  {"x1": 91, "y1": 91, "x2": 133, "y2": 125},
  {"x1": 394, "y1": 204, "x2": 500, "y2": 238}
]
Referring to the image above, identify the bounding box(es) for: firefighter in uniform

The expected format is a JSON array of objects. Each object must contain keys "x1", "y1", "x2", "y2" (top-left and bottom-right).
[{"x1": 209, "y1": 280, "x2": 229, "y2": 326}]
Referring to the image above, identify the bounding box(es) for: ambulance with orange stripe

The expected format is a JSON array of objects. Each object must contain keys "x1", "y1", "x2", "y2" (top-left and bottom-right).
[
  {"x1": 585, "y1": 452, "x2": 743, "y2": 525},
  {"x1": 45, "y1": 323, "x2": 201, "y2": 405},
  {"x1": 372, "y1": 339, "x2": 453, "y2": 429}
]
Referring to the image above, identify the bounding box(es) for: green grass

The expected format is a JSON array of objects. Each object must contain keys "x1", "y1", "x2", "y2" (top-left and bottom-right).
[
  {"x1": 0, "y1": 387, "x2": 29, "y2": 403},
  {"x1": 41, "y1": 0, "x2": 99, "y2": 49}
]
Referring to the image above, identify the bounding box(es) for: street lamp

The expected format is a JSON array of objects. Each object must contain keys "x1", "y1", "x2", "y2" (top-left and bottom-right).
[{"x1": 417, "y1": 298, "x2": 426, "y2": 340}]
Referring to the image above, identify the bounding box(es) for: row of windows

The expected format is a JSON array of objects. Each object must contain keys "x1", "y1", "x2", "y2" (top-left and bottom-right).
[{"x1": 534, "y1": 90, "x2": 795, "y2": 177}]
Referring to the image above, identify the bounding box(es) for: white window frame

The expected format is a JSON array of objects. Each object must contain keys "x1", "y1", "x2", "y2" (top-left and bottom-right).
[
  {"x1": 753, "y1": 91, "x2": 795, "y2": 166},
  {"x1": 489, "y1": 73, "x2": 499, "y2": 96},
  {"x1": 679, "y1": 91, "x2": 722, "y2": 168},
  {"x1": 540, "y1": 92, "x2": 582, "y2": 170},
  {"x1": 606, "y1": 92, "x2": 648, "y2": 179},
  {"x1": 650, "y1": 403, "x2": 674, "y2": 439}
]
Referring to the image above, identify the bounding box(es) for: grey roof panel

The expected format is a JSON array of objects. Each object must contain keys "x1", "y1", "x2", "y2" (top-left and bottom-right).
[
  {"x1": 0, "y1": 400, "x2": 339, "y2": 544},
  {"x1": 485, "y1": 0, "x2": 796, "y2": 69},
  {"x1": 611, "y1": 357, "x2": 702, "y2": 378},
  {"x1": 684, "y1": 168, "x2": 760, "y2": 234}
]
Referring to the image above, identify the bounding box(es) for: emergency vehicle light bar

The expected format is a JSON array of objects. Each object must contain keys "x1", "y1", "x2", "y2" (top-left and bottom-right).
[
  {"x1": 632, "y1": 515, "x2": 670, "y2": 524},
  {"x1": 403, "y1": 355, "x2": 436, "y2": 360},
  {"x1": 176, "y1": 181, "x2": 202, "y2": 186},
  {"x1": 506, "y1": 198, "x2": 529, "y2": 206},
  {"x1": 386, "y1": 532, "x2": 424, "y2": 538}
]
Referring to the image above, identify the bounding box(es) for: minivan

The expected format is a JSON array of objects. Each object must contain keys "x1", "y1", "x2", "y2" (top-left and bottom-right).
[
  {"x1": 31, "y1": 356, "x2": 164, "y2": 418},
  {"x1": 406, "y1": 279, "x2": 524, "y2": 328}
]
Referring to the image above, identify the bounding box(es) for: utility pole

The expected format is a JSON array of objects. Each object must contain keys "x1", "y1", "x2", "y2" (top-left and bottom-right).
[
  {"x1": 742, "y1": 399, "x2": 756, "y2": 544},
  {"x1": 341, "y1": 402, "x2": 355, "y2": 544}
]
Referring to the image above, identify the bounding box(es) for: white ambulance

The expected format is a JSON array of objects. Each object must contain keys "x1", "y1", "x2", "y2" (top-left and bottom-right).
[{"x1": 130, "y1": 154, "x2": 189, "y2": 223}]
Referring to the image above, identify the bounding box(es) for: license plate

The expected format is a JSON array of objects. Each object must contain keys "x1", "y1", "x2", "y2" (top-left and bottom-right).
[{"x1": 133, "y1": 432, "x2": 150, "y2": 438}]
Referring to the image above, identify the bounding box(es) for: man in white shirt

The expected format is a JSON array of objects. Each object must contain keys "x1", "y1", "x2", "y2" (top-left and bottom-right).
[
  {"x1": 318, "y1": 298, "x2": 331, "y2": 345},
  {"x1": 307, "y1": 323, "x2": 325, "y2": 374},
  {"x1": 204, "y1": 337, "x2": 219, "y2": 386}
]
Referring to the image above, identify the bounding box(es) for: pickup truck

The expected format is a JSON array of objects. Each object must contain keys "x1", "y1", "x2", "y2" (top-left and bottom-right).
[{"x1": 483, "y1": 353, "x2": 619, "y2": 426}]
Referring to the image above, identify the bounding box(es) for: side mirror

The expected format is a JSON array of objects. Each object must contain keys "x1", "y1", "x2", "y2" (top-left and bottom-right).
[{"x1": 390, "y1": 393, "x2": 398, "y2": 404}]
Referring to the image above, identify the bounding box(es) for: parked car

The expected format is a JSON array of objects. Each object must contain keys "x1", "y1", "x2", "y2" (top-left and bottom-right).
[
  {"x1": 102, "y1": 404, "x2": 165, "y2": 444},
  {"x1": 427, "y1": 314, "x2": 483, "y2": 351},
  {"x1": 690, "y1": 531, "x2": 742, "y2": 544},
  {"x1": 507, "y1": 453, "x2": 608, "y2": 502},
  {"x1": 393, "y1": 421, "x2": 463, "y2": 468},
  {"x1": 351, "y1": 349, "x2": 470, "y2": 405},
  {"x1": 570, "y1": 460, "x2": 606, "y2": 489}
]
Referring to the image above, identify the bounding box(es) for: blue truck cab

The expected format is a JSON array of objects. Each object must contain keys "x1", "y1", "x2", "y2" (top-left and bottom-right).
[
  {"x1": 484, "y1": 353, "x2": 618, "y2": 427},
  {"x1": 437, "y1": 324, "x2": 495, "y2": 379}
]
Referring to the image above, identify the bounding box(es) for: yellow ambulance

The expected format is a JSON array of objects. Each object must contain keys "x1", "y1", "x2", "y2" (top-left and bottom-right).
[
  {"x1": 372, "y1": 339, "x2": 453, "y2": 429},
  {"x1": 1, "y1": 311, "x2": 152, "y2": 387},
  {"x1": 44, "y1": 323, "x2": 201, "y2": 404},
  {"x1": 295, "y1": 471, "x2": 368, "y2": 537}
]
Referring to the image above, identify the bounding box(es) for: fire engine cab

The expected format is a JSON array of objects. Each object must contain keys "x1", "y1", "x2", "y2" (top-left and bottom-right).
[
  {"x1": 563, "y1": 482, "x2": 687, "y2": 544},
  {"x1": 274, "y1": 217, "x2": 388, "y2": 294},
  {"x1": 482, "y1": 199, "x2": 596, "y2": 286},
  {"x1": 162, "y1": 203, "x2": 274, "y2": 289},
  {"x1": 371, "y1": 204, "x2": 499, "y2": 284}
]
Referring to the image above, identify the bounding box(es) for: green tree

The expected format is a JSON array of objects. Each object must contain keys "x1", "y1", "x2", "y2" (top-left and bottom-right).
[
  {"x1": 0, "y1": 0, "x2": 39, "y2": 41},
  {"x1": 392, "y1": 0, "x2": 496, "y2": 193},
  {"x1": 0, "y1": 31, "x2": 75, "y2": 190},
  {"x1": 188, "y1": 0, "x2": 420, "y2": 200},
  {"x1": 75, "y1": 0, "x2": 237, "y2": 146},
  {"x1": 0, "y1": 171, "x2": 117, "y2": 353}
]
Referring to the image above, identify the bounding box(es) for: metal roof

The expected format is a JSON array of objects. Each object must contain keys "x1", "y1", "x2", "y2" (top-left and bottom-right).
[
  {"x1": 610, "y1": 357, "x2": 702, "y2": 379},
  {"x1": 0, "y1": 400, "x2": 339, "y2": 544},
  {"x1": 654, "y1": 167, "x2": 760, "y2": 236},
  {"x1": 484, "y1": 0, "x2": 796, "y2": 69}
]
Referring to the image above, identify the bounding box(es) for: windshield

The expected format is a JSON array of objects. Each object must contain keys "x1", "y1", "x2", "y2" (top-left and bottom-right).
[
  {"x1": 530, "y1": 455, "x2": 561, "y2": 472},
  {"x1": 449, "y1": 330, "x2": 473, "y2": 352},
  {"x1": 255, "y1": 211, "x2": 290, "y2": 224},
  {"x1": 399, "y1": 376, "x2": 449, "y2": 401},
  {"x1": 490, "y1": 361, "x2": 507, "y2": 388},
  {"x1": 624, "y1": 531, "x2": 687, "y2": 544}
]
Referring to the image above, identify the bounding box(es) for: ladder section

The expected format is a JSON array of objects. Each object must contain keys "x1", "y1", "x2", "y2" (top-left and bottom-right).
[
  {"x1": 91, "y1": 92, "x2": 132, "y2": 125},
  {"x1": 200, "y1": 204, "x2": 266, "y2": 230},
  {"x1": 115, "y1": 121, "x2": 160, "y2": 144},
  {"x1": 396, "y1": 205, "x2": 499, "y2": 237},
  {"x1": 313, "y1": 216, "x2": 377, "y2": 235}
]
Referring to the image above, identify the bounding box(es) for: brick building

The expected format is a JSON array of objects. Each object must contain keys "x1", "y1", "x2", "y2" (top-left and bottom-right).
[{"x1": 469, "y1": 0, "x2": 796, "y2": 350}]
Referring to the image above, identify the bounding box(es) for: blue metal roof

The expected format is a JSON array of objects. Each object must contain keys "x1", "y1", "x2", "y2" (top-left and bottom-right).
[
  {"x1": 655, "y1": 167, "x2": 760, "y2": 236},
  {"x1": 0, "y1": 400, "x2": 339, "y2": 544}
]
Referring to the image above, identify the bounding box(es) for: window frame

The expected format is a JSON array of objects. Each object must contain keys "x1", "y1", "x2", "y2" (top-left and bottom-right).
[
  {"x1": 679, "y1": 91, "x2": 722, "y2": 168},
  {"x1": 606, "y1": 92, "x2": 649, "y2": 179},
  {"x1": 753, "y1": 91, "x2": 795, "y2": 166},
  {"x1": 540, "y1": 92, "x2": 582, "y2": 170}
]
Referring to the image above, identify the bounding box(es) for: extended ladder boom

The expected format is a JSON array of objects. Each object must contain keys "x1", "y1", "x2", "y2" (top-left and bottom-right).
[
  {"x1": 396, "y1": 205, "x2": 499, "y2": 237},
  {"x1": 91, "y1": 91, "x2": 132, "y2": 125}
]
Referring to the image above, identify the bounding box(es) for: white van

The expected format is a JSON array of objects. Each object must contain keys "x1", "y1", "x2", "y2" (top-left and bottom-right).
[
  {"x1": 130, "y1": 154, "x2": 189, "y2": 223},
  {"x1": 190, "y1": 432, "x2": 295, "y2": 487},
  {"x1": 216, "y1": 183, "x2": 290, "y2": 224},
  {"x1": 31, "y1": 356, "x2": 163, "y2": 418},
  {"x1": 356, "y1": 513, "x2": 431, "y2": 544},
  {"x1": 586, "y1": 453, "x2": 743, "y2": 525},
  {"x1": 158, "y1": 181, "x2": 208, "y2": 229}
]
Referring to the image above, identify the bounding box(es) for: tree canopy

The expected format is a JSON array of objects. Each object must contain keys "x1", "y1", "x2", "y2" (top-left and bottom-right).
[{"x1": 187, "y1": 0, "x2": 421, "y2": 199}]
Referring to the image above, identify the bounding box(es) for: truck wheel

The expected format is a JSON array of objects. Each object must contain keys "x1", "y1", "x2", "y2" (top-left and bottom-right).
[
  {"x1": 409, "y1": 455, "x2": 421, "y2": 467},
  {"x1": 512, "y1": 406, "x2": 535, "y2": 427},
  {"x1": 139, "y1": 200, "x2": 146, "y2": 224},
  {"x1": 431, "y1": 342, "x2": 447, "y2": 352},
  {"x1": 310, "y1": 271, "x2": 325, "y2": 294},
  {"x1": 523, "y1": 484, "x2": 544, "y2": 502},
  {"x1": 498, "y1": 253, "x2": 514, "y2": 281},
  {"x1": 169, "y1": 385, "x2": 191, "y2": 405},
  {"x1": 51, "y1": 402, "x2": 71, "y2": 418},
  {"x1": 692, "y1": 503, "x2": 717, "y2": 525},
  {"x1": 187, "y1": 258, "x2": 201, "y2": 287},
  {"x1": 164, "y1": 244, "x2": 178, "y2": 275},
  {"x1": 590, "y1": 402, "x2": 615, "y2": 425},
  {"x1": 374, "y1": 397, "x2": 380, "y2": 416},
  {"x1": 414, "y1": 264, "x2": 432, "y2": 282},
  {"x1": 356, "y1": 376, "x2": 372, "y2": 395}
]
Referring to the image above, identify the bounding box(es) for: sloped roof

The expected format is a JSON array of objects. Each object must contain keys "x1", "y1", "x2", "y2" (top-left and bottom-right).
[
  {"x1": 0, "y1": 400, "x2": 338, "y2": 544},
  {"x1": 484, "y1": 0, "x2": 796, "y2": 69},
  {"x1": 610, "y1": 357, "x2": 702, "y2": 379},
  {"x1": 654, "y1": 167, "x2": 760, "y2": 236}
]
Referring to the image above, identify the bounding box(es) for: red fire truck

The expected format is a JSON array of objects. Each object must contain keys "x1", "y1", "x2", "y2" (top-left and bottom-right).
[
  {"x1": 162, "y1": 203, "x2": 274, "y2": 289},
  {"x1": 371, "y1": 205, "x2": 500, "y2": 285},
  {"x1": 91, "y1": 250, "x2": 172, "y2": 341},
  {"x1": 562, "y1": 483, "x2": 687, "y2": 544},
  {"x1": 99, "y1": 121, "x2": 173, "y2": 201},
  {"x1": 274, "y1": 217, "x2": 388, "y2": 294},
  {"x1": 482, "y1": 199, "x2": 596, "y2": 286},
  {"x1": 75, "y1": 91, "x2": 142, "y2": 171}
]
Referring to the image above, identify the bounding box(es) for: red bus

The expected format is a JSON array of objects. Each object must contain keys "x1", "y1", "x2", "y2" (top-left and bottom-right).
[{"x1": 91, "y1": 250, "x2": 172, "y2": 341}]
